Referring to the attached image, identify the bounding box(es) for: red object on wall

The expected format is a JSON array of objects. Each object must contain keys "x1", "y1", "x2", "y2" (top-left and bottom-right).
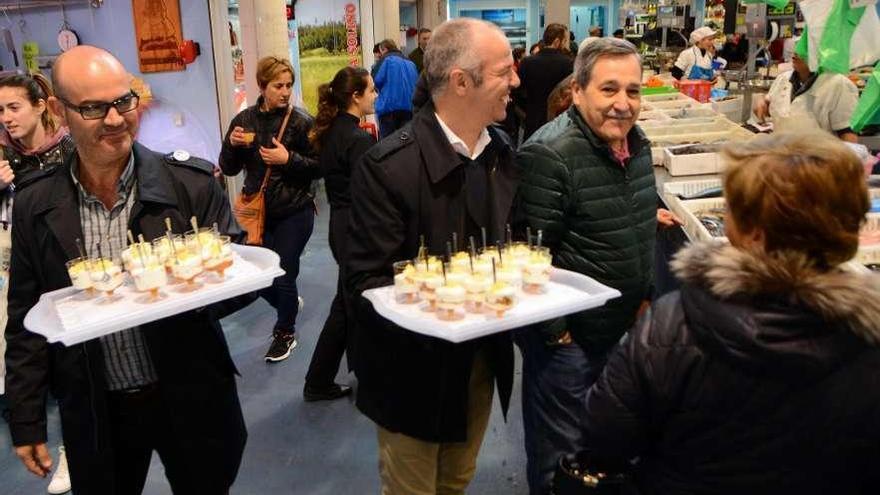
[
  {"x1": 406, "y1": 27, "x2": 418, "y2": 37},
  {"x1": 179, "y1": 40, "x2": 200, "y2": 65}
]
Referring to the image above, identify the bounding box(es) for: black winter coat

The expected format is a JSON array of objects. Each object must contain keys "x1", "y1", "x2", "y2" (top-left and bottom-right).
[
  {"x1": 585, "y1": 242, "x2": 880, "y2": 495},
  {"x1": 515, "y1": 48, "x2": 574, "y2": 139},
  {"x1": 346, "y1": 102, "x2": 519, "y2": 442},
  {"x1": 5, "y1": 143, "x2": 252, "y2": 493},
  {"x1": 219, "y1": 99, "x2": 320, "y2": 219},
  {"x1": 319, "y1": 112, "x2": 376, "y2": 210}
]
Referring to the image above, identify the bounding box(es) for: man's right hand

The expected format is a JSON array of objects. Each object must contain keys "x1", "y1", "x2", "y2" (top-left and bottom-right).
[
  {"x1": 228, "y1": 126, "x2": 248, "y2": 147},
  {"x1": 15, "y1": 443, "x2": 53, "y2": 478},
  {"x1": 0, "y1": 160, "x2": 15, "y2": 189}
]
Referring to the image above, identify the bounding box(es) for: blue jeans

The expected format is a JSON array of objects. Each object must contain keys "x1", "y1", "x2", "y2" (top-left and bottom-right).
[
  {"x1": 261, "y1": 207, "x2": 314, "y2": 333},
  {"x1": 514, "y1": 328, "x2": 609, "y2": 495}
]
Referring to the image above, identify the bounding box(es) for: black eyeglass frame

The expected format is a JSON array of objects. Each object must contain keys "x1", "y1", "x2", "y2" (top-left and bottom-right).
[{"x1": 57, "y1": 90, "x2": 140, "y2": 120}]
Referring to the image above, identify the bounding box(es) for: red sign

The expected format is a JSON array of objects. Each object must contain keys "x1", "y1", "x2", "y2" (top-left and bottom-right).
[{"x1": 344, "y1": 3, "x2": 359, "y2": 67}]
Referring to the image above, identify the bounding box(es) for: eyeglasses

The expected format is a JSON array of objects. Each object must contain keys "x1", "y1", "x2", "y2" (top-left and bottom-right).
[{"x1": 57, "y1": 91, "x2": 140, "y2": 120}]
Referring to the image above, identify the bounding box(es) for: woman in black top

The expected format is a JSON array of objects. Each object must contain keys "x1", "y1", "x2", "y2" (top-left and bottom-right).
[
  {"x1": 303, "y1": 66, "x2": 376, "y2": 400},
  {"x1": 219, "y1": 57, "x2": 320, "y2": 362}
]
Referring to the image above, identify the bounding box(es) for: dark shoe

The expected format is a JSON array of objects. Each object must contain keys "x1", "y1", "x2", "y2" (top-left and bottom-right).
[
  {"x1": 303, "y1": 383, "x2": 353, "y2": 402},
  {"x1": 265, "y1": 330, "x2": 297, "y2": 362}
]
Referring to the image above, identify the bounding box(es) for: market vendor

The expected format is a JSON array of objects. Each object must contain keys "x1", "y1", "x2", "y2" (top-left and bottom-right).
[
  {"x1": 672, "y1": 27, "x2": 721, "y2": 81},
  {"x1": 753, "y1": 39, "x2": 859, "y2": 142}
]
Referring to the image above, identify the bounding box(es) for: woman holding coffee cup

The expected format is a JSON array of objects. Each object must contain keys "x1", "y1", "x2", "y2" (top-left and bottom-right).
[{"x1": 219, "y1": 56, "x2": 320, "y2": 363}]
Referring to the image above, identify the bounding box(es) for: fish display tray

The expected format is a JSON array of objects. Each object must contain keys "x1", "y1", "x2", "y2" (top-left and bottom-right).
[
  {"x1": 362, "y1": 268, "x2": 621, "y2": 343},
  {"x1": 24, "y1": 245, "x2": 284, "y2": 346}
]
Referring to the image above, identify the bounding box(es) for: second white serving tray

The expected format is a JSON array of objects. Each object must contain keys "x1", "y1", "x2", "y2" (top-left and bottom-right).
[
  {"x1": 362, "y1": 268, "x2": 621, "y2": 343},
  {"x1": 24, "y1": 244, "x2": 284, "y2": 346}
]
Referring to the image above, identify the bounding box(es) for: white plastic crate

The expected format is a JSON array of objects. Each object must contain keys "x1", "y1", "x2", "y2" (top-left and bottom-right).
[
  {"x1": 663, "y1": 144, "x2": 726, "y2": 176},
  {"x1": 856, "y1": 213, "x2": 880, "y2": 266},
  {"x1": 711, "y1": 95, "x2": 745, "y2": 123},
  {"x1": 668, "y1": 197, "x2": 728, "y2": 243},
  {"x1": 662, "y1": 178, "x2": 723, "y2": 198}
]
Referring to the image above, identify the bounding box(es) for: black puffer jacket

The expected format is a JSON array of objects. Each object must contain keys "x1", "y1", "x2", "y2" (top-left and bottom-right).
[
  {"x1": 517, "y1": 106, "x2": 656, "y2": 350},
  {"x1": 219, "y1": 99, "x2": 320, "y2": 219},
  {"x1": 584, "y1": 242, "x2": 880, "y2": 495}
]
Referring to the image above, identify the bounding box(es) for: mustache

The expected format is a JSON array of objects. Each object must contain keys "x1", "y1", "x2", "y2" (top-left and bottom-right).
[{"x1": 605, "y1": 109, "x2": 633, "y2": 119}]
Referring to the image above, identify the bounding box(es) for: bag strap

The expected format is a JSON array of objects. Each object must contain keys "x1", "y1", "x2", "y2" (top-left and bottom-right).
[{"x1": 257, "y1": 106, "x2": 294, "y2": 193}]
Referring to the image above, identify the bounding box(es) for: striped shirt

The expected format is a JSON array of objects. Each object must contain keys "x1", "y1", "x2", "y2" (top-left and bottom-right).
[{"x1": 71, "y1": 153, "x2": 159, "y2": 391}]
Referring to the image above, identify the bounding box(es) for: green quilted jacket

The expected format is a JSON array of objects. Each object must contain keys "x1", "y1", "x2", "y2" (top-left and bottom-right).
[{"x1": 517, "y1": 106, "x2": 657, "y2": 350}]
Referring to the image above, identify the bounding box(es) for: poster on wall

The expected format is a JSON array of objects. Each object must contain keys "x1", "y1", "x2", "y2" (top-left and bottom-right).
[
  {"x1": 132, "y1": 0, "x2": 185, "y2": 73},
  {"x1": 293, "y1": 0, "x2": 363, "y2": 115}
]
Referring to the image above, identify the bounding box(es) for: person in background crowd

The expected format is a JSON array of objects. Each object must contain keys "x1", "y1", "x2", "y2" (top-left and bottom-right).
[
  {"x1": 220, "y1": 56, "x2": 320, "y2": 362},
  {"x1": 529, "y1": 42, "x2": 542, "y2": 56},
  {"x1": 673, "y1": 26, "x2": 718, "y2": 81},
  {"x1": 303, "y1": 66, "x2": 377, "y2": 402},
  {"x1": 585, "y1": 131, "x2": 880, "y2": 495},
  {"x1": 589, "y1": 26, "x2": 603, "y2": 38},
  {"x1": 568, "y1": 31, "x2": 579, "y2": 56},
  {"x1": 754, "y1": 40, "x2": 859, "y2": 142},
  {"x1": 545, "y1": 74, "x2": 574, "y2": 121},
  {"x1": 408, "y1": 28, "x2": 432, "y2": 73},
  {"x1": 346, "y1": 18, "x2": 521, "y2": 494},
  {"x1": 515, "y1": 23, "x2": 574, "y2": 139},
  {"x1": 374, "y1": 39, "x2": 419, "y2": 138},
  {"x1": 370, "y1": 43, "x2": 383, "y2": 79},
  {"x1": 0, "y1": 73, "x2": 76, "y2": 495},
  {"x1": 7, "y1": 45, "x2": 250, "y2": 494},
  {"x1": 515, "y1": 38, "x2": 660, "y2": 494},
  {"x1": 513, "y1": 46, "x2": 526, "y2": 71},
  {"x1": 613, "y1": 28, "x2": 625, "y2": 39}
]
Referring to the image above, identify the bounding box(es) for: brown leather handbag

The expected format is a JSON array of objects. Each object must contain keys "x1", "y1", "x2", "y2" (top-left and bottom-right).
[{"x1": 232, "y1": 106, "x2": 293, "y2": 245}]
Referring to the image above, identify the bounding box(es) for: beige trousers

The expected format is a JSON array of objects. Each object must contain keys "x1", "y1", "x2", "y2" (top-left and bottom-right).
[{"x1": 377, "y1": 353, "x2": 494, "y2": 495}]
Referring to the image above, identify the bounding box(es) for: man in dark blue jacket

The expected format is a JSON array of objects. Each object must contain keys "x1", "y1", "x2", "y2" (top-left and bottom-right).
[{"x1": 374, "y1": 39, "x2": 419, "y2": 138}]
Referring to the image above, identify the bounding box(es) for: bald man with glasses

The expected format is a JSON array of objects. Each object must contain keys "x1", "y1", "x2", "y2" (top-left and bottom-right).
[{"x1": 4, "y1": 45, "x2": 251, "y2": 493}]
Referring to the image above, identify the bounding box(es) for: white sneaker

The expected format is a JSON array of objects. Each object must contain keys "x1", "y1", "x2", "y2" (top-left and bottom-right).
[
  {"x1": 298, "y1": 296, "x2": 304, "y2": 312},
  {"x1": 47, "y1": 446, "x2": 71, "y2": 494}
]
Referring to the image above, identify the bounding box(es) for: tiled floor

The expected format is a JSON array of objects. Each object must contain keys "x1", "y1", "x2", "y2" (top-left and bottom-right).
[{"x1": 0, "y1": 194, "x2": 529, "y2": 494}]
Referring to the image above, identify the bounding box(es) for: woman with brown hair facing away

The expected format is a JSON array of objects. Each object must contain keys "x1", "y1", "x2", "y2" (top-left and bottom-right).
[
  {"x1": 302, "y1": 66, "x2": 377, "y2": 401},
  {"x1": 219, "y1": 56, "x2": 320, "y2": 362},
  {"x1": 0, "y1": 73, "x2": 75, "y2": 495},
  {"x1": 583, "y1": 130, "x2": 880, "y2": 495}
]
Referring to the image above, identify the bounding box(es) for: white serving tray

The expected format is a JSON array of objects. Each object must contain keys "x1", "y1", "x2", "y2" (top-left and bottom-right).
[
  {"x1": 362, "y1": 268, "x2": 621, "y2": 343},
  {"x1": 24, "y1": 244, "x2": 284, "y2": 346}
]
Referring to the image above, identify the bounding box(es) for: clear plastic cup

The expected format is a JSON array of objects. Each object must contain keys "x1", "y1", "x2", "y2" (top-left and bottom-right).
[
  {"x1": 523, "y1": 247, "x2": 552, "y2": 294},
  {"x1": 122, "y1": 242, "x2": 154, "y2": 271},
  {"x1": 436, "y1": 284, "x2": 466, "y2": 321},
  {"x1": 89, "y1": 257, "x2": 124, "y2": 296},
  {"x1": 66, "y1": 257, "x2": 94, "y2": 293},
  {"x1": 486, "y1": 281, "x2": 517, "y2": 318},
  {"x1": 170, "y1": 249, "x2": 204, "y2": 290},
  {"x1": 131, "y1": 255, "x2": 168, "y2": 300},
  {"x1": 464, "y1": 274, "x2": 491, "y2": 313},
  {"x1": 203, "y1": 235, "x2": 235, "y2": 279},
  {"x1": 393, "y1": 260, "x2": 420, "y2": 304}
]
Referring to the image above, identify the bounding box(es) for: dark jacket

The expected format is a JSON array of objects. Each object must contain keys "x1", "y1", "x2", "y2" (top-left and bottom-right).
[
  {"x1": 408, "y1": 46, "x2": 425, "y2": 73},
  {"x1": 346, "y1": 102, "x2": 518, "y2": 443},
  {"x1": 1, "y1": 133, "x2": 75, "y2": 187},
  {"x1": 515, "y1": 48, "x2": 574, "y2": 139},
  {"x1": 374, "y1": 51, "x2": 419, "y2": 116},
  {"x1": 517, "y1": 107, "x2": 656, "y2": 350},
  {"x1": 219, "y1": 100, "x2": 320, "y2": 220},
  {"x1": 320, "y1": 112, "x2": 376, "y2": 211},
  {"x1": 585, "y1": 243, "x2": 880, "y2": 495},
  {"x1": 5, "y1": 142, "x2": 251, "y2": 493}
]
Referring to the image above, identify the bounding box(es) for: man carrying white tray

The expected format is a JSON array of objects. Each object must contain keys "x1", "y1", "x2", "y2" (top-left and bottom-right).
[
  {"x1": 5, "y1": 46, "x2": 251, "y2": 493},
  {"x1": 346, "y1": 18, "x2": 522, "y2": 494}
]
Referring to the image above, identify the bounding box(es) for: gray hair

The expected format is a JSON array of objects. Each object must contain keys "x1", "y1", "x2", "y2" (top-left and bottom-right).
[
  {"x1": 573, "y1": 37, "x2": 640, "y2": 88},
  {"x1": 423, "y1": 18, "x2": 503, "y2": 98}
]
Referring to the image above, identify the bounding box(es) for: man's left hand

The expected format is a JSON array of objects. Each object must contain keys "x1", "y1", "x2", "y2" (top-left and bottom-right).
[
  {"x1": 259, "y1": 137, "x2": 290, "y2": 166},
  {"x1": 657, "y1": 208, "x2": 683, "y2": 229}
]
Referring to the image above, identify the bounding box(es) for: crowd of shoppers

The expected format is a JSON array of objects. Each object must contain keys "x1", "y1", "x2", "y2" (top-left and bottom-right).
[{"x1": 2, "y1": 15, "x2": 878, "y2": 495}]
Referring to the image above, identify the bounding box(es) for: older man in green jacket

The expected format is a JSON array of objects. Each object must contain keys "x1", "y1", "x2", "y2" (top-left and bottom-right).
[{"x1": 515, "y1": 37, "x2": 660, "y2": 494}]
